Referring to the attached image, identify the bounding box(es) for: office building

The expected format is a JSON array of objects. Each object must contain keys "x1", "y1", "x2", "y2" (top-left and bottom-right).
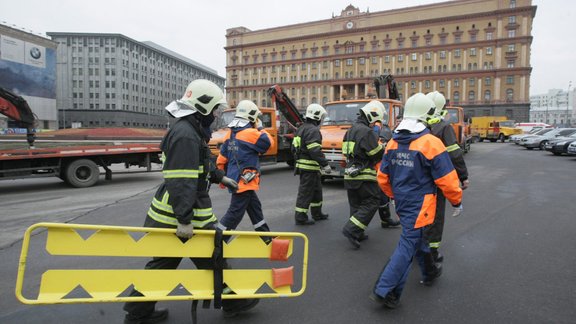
[
  {"x1": 224, "y1": 0, "x2": 536, "y2": 121},
  {"x1": 47, "y1": 32, "x2": 224, "y2": 128}
]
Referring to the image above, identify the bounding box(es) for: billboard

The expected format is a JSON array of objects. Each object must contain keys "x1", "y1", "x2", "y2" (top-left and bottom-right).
[{"x1": 0, "y1": 34, "x2": 56, "y2": 99}]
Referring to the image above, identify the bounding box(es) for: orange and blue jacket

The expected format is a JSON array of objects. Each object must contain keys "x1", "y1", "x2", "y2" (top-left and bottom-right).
[
  {"x1": 216, "y1": 124, "x2": 273, "y2": 193},
  {"x1": 377, "y1": 129, "x2": 462, "y2": 228}
]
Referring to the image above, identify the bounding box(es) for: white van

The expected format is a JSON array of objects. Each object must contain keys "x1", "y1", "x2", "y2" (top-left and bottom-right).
[{"x1": 515, "y1": 122, "x2": 552, "y2": 133}]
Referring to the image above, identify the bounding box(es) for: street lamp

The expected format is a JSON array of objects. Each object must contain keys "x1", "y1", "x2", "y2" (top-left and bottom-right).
[{"x1": 567, "y1": 81, "x2": 572, "y2": 127}]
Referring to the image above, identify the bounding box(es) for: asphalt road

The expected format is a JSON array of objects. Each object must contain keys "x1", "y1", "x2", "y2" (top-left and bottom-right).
[{"x1": 0, "y1": 142, "x2": 575, "y2": 324}]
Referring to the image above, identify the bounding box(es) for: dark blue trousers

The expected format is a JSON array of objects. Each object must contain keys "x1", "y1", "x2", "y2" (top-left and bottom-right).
[{"x1": 219, "y1": 190, "x2": 270, "y2": 232}]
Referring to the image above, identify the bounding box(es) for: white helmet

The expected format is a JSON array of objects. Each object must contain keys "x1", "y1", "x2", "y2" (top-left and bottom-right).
[
  {"x1": 403, "y1": 93, "x2": 436, "y2": 122},
  {"x1": 426, "y1": 91, "x2": 447, "y2": 117},
  {"x1": 360, "y1": 100, "x2": 386, "y2": 124},
  {"x1": 235, "y1": 100, "x2": 261, "y2": 122},
  {"x1": 171, "y1": 79, "x2": 227, "y2": 117},
  {"x1": 305, "y1": 103, "x2": 327, "y2": 121}
]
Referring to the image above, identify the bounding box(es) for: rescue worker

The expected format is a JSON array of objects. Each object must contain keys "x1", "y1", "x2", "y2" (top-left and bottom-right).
[
  {"x1": 292, "y1": 103, "x2": 332, "y2": 225},
  {"x1": 373, "y1": 107, "x2": 401, "y2": 229},
  {"x1": 425, "y1": 91, "x2": 470, "y2": 263},
  {"x1": 216, "y1": 100, "x2": 274, "y2": 238},
  {"x1": 371, "y1": 93, "x2": 463, "y2": 309},
  {"x1": 341, "y1": 100, "x2": 386, "y2": 248},
  {"x1": 123, "y1": 80, "x2": 259, "y2": 324}
]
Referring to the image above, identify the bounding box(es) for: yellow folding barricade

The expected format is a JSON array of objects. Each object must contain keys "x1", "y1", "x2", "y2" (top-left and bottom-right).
[{"x1": 16, "y1": 222, "x2": 308, "y2": 305}]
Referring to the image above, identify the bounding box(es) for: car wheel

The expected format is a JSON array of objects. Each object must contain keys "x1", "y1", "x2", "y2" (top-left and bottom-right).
[
  {"x1": 539, "y1": 141, "x2": 547, "y2": 150},
  {"x1": 498, "y1": 134, "x2": 506, "y2": 142}
]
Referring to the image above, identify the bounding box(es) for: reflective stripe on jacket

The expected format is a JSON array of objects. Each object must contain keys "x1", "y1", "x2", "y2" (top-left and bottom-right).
[
  {"x1": 343, "y1": 118, "x2": 384, "y2": 182},
  {"x1": 292, "y1": 121, "x2": 328, "y2": 172}
]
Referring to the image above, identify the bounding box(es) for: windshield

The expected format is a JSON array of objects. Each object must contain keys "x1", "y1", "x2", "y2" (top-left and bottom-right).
[
  {"x1": 534, "y1": 128, "x2": 553, "y2": 135},
  {"x1": 498, "y1": 121, "x2": 515, "y2": 127},
  {"x1": 445, "y1": 109, "x2": 459, "y2": 124},
  {"x1": 322, "y1": 102, "x2": 391, "y2": 126},
  {"x1": 215, "y1": 111, "x2": 236, "y2": 129}
]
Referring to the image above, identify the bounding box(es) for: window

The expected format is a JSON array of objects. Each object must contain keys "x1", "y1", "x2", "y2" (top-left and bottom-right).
[
  {"x1": 384, "y1": 55, "x2": 390, "y2": 63},
  {"x1": 506, "y1": 89, "x2": 514, "y2": 101},
  {"x1": 468, "y1": 91, "x2": 475, "y2": 102},
  {"x1": 486, "y1": 47, "x2": 493, "y2": 55},
  {"x1": 439, "y1": 79, "x2": 445, "y2": 88},
  {"x1": 469, "y1": 78, "x2": 475, "y2": 86},
  {"x1": 454, "y1": 79, "x2": 460, "y2": 87},
  {"x1": 485, "y1": 77, "x2": 492, "y2": 86},
  {"x1": 454, "y1": 49, "x2": 461, "y2": 58},
  {"x1": 359, "y1": 57, "x2": 365, "y2": 65},
  {"x1": 410, "y1": 81, "x2": 416, "y2": 89},
  {"x1": 425, "y1": 52, "x2": 432, "y2": 60},
  {"x1": 507, "y1": 60, "x2": 515, "y2": 68},
  {"x1": 470, "y1": 48, "x2": 477, "y2": 56},
  {"x1": 486, "y1": 32, "x2": 493, "y2": 40},
  {"x1": 508, "y1": 30, "x2": 516, "y2": 38},
  {"x1": 346, "y1": 59, "x2": 353, "y2": 66},
  {"x1": 371, "y1": 57, "x2": 377, "y2": 64},
  {"x1": 346, "y1": 45, "x2": 354, "y2": 54},
  {"x1": 453, "y1": 91, "x2": 460, "y2": 103},
  {"x1": 398, "y1": 54, "x2": 404, "y2": 62},
  {"x1": 506, "y1": 75, "x2": 514, "y2": 84},
  {"x1": 439, "y1": 51, "x2": 446, "y2": 59},
  {"x1": 507, "y1": 44, "x2": 516, "y2": 52},
  {"x1": 484, "y1": 90, "x2": 491, "y2": 101},
  {"x1": 334, "y1": 60, "x2": 340, "y2": 67},
  {"x1": 509, "y1": 16, "x2": 516, "y2": 24},
  {"x1": 510, "y1": 0, "x2": 516, "y2": 8},
  {"x1": 411, "y1": 53, "x2": 417, "y2": 61},
  {"x1": 425, "y1": 80, "x2": 431, "y2": 89}
]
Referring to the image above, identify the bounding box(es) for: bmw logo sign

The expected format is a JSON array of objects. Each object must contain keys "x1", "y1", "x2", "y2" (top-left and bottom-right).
[{"x1": 30, "y1": 47, "x2": 42, "y2": 59}]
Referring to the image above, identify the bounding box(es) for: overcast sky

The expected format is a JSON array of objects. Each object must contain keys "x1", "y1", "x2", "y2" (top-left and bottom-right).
[{"x1": 1, "y1": 0, "x2": 574, "y2": 95}]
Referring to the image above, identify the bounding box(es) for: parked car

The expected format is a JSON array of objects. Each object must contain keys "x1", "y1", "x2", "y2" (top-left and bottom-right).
[
  {"x1": 567, "y1": 141, "x2": 576, "y2": 156},
  {"x1": 544, "y1": 133, "x2": 576, "y2": 155},
  {"x1": 510, "y1": 127, "x2": 553, "y2": 145},
  {"x1": 520, "y1": 128, "x2": 576, "y2": 150}
]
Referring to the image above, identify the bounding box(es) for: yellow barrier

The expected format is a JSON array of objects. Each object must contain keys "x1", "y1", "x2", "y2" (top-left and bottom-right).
[{"x1": 16, "y1": 222, "x2": 308, "y2": 305}]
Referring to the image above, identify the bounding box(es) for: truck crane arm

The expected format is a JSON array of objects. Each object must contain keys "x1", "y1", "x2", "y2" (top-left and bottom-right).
[
  {"x1": 0, "y1": 87, "x2": 37, "y2": 148},
  {"x1": 267, "y1": 84, "x2": 304, "y2": 129},
  {"x1": 373, "y1": 74, "x2": 399, "y2": 100}
]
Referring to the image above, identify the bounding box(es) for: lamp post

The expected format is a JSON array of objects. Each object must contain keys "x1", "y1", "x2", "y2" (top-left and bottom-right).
[{"x1": 567, "y1": 81, "x2": 572, "y2": 127}]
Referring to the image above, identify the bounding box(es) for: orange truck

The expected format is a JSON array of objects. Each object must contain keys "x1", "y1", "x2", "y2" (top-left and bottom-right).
[
  {"x1": 445, "y1": 106, "x2": 472, "y2": 153},
  {"x1": 320, "y1": 98, "x2": 403, "y2": 178}
]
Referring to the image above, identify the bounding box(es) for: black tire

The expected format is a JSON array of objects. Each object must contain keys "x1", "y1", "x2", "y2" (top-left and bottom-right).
[
  {"x1": 498, "y1": 134, "x2": 506, "y2": 142},
  {"x1": 64, "y1": 159, "x2": 100, "y2": 188},
  {"x1": 489, "y1": 139, "x2": 497, "y2": 143},
  {"x1": 539, "y1": 141, "x2": 547, "y2": 150}
]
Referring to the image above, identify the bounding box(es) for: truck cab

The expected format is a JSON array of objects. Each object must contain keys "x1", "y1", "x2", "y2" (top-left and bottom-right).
[
  {"x1": 320, "y1": 99, "x2": 403, "y2": 178},
  {"x1": 470, "y1": 116, "x2": 523, "y2": 142},
  {"x1": 445, "y1": 106, "x2": 472, "y2": 153}
]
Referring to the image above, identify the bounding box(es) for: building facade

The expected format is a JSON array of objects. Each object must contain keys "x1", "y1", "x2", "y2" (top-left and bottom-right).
[
  {"x1": 47, "y1": 32, "x2": 224, "y2": 129},
  {"x1": 224, "y1": 0, "x2": 536, "y2": 122},
  {"x1": 530, "y1": 88, "x2": 574, "y2": 127},
  {"x1": 0, "y1": 24, "x2": 58, "y2": 131}
]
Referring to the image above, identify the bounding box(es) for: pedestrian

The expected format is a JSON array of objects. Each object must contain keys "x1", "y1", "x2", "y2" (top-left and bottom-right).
[
  {"x1": 341, "y1": 100, "x2": 386, "y2": 248},
  {"x1": 373, "y1": 110, "x2": 401, "y2": 229},
  {"x1": 123, "y1": 80, "x2": 259, "y2": 324},
  {"x1": 216, "y1": 100, "x2": 274, "y2": 240},
  {"x1": 425, "y1": 91, "x2": 470, "y2": 263},
  {"x1": 292, "y1": 103, "x2": 332, "y2": 225},
  {"x1": 371, "y1": 93, "x2": 463, "y2": 309}
]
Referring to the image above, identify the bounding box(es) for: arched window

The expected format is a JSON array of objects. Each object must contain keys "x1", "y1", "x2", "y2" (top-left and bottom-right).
[
  {"x1": 300, "y1": 97, "x2": 306, "y2": 108},
  {"x1": 311, "y1": 97, "x2": 317, "y2": 104},
  {"x1": 322, "y1": 96, "x2": 328, "y2": 104},
  {"x1": 453, "y1": 91, "x2": 460, "y2": 103},
  {"x1": 484, "y1": 90, "x2": 491, "y2": 101},
  {"x1": 468, "y1": 90, "x2": 475, "y2": 102}
]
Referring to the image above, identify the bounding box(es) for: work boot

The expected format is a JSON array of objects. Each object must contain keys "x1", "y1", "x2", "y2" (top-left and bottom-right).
[
  {"x1": 379, "y1": 206, "x2": 400, "y2": 228},
  {"x1": 124, "y1": 308, "x2": 169, "y2": 324},
  {"x1": 295, "y1": 211, "x2": 315, "y2": 225},
  {"x1": 370, "y1": 291, "x2": 400, "y2": 309},
  {"x1": 430, "y1": 247, "x2": 444, "y2": 263},
  {"x1": 420, "y1": 253, "x2": 442, "y2": 286},
  {"x1": 222, "y1": 298, "x2": 260, "y2": 318},
  {"x1": 311, "y1": 208, "x2": 329, "y2": 221},
  {"x1": 342, "y1": 228, "x2": 361, "y2": 249},
  {"x1": 358, "y1": 232, "x2": 369, "y2": 242}
]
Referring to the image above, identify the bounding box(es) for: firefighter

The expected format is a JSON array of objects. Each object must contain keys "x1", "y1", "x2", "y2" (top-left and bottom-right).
[
  {"x1": 372, "y1": 107, "x2": 401, "y2": 229},
  {"x1": 292, "y1": 103, "x2": 332, "y2": 225},
  {"x1": 216, "y1": 100, "x2": 274, "y2": 239},
  {"x1": 371, "y1": 93, "x2": 463, "y2": 309},
  {"x1": 341, "y1": 100, "x2": 386, "y2": 248},
  {"x1": 123, "y1": 80, "x2": 259, "y2": 324},
  {"x1": 425, "y1": 91, "x2": 470, "y2": 263}
]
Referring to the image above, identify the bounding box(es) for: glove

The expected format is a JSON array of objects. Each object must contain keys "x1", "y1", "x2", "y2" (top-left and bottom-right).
[
  {"x1": 452, "y1": 204, "x2": 463, "y2": 217},
  {"x1": 221, "y1": 176, "x2": 239, "y2": 192},
  {"x1": 176, "y1": 223, "x2": 194, "y2": 239},
  {"x1": 461, "y1": 179, "x2": 470, "y2": 190},
  {"x1": 322, "y1": 165, "x2": 332, "y2": 174}
]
